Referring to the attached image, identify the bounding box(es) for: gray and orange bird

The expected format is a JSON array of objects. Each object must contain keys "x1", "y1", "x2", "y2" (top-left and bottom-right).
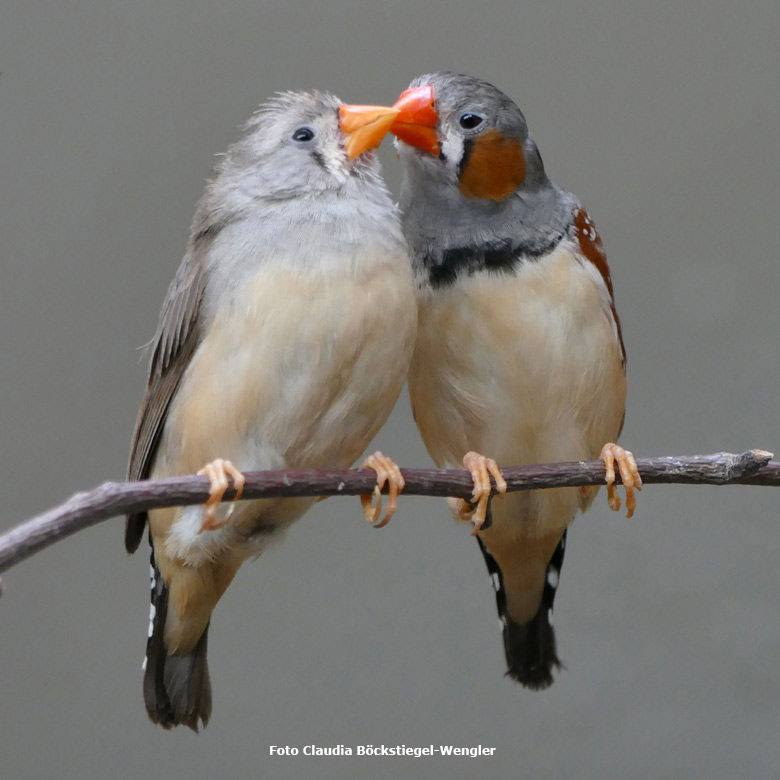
[
  {"x1": 388, "y1": 72, "x2": 640, "y2": 689},
  {"x1": 126, "y1": 91, "x2": 415, "y2": 730}
]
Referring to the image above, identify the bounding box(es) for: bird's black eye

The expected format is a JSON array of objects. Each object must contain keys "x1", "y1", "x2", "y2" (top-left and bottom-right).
[
  {"x1": 292, "y1": 126, "x2": 315, "y2": 142},
  {"x1": 458, "y1": 113, "x2": 484, "y2": 130}
]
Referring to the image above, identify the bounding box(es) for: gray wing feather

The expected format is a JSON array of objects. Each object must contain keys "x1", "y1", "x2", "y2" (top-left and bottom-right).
[{"x1": 125, "y1": 236, "x2": 212, "y2": 553}]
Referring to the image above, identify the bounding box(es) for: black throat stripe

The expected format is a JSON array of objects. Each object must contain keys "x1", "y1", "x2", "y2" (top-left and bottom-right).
[
  {"x1": 457, "y1": 137, "x2": 475, "y2": 179},
  {"x1": 423, "y1": 232, "x2": 565, "y2": 289}
]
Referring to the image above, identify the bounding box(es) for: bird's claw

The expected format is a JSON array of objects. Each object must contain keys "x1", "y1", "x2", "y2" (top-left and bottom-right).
[
  {"x1": 450, "y1": 451, "x2": 507, "y2": 535},
  {"x1": 599, "y1": 442, "x2": 642, "y2": 518},
  {"x1": 197, "y1": 458, "x2": 246, "y2": 533},
  {"x1": 360, "y1": 451, "x2": 405, "y2": 528}
]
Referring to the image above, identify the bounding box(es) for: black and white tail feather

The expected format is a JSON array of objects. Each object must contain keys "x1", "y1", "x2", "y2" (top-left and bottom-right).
[
  {"x1": 477, "y1": 528, "x2": 566, "y2": 690},
  {"x1": 142, "y1": 543, "x2": 212, "y2": 731}
]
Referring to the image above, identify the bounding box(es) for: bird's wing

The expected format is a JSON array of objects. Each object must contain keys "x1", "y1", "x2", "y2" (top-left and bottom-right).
[
  {"x1": 572, "y1": 208, "x2": 626, "y2": 369},
  {"x1": 125, "y1": 234, "x2": 213, "y2": 553}
]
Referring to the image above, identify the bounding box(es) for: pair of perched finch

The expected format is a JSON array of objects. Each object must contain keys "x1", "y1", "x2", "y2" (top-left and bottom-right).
[{"x1": 125, "y1": 72, "x2": 640, "y2": 730}]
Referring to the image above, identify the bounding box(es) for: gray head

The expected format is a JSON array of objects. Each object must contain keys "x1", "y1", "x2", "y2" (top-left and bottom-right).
[
  {"x1": 393, "y1": 72, "x2": 552, "y2": 200},
  {"x1": 194, "y1": 91, "x2": 400, "y2": 233},
  {"x1": 389, "y1": 72, "x2": 577, "y2": 263}
]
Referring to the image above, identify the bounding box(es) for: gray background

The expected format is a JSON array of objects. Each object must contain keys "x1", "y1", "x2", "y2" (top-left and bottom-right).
[{"x1": 2, "y1": 1, "x2": 779, "y2": 778}]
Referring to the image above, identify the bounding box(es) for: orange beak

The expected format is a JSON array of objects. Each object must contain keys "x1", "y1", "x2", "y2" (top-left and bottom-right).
[
  {"x1": 338, "y1": 105, "x2": 401, "y2": 161},
  {"x1": 390, "y1": 85, "x2": 440, "y2": 155}
]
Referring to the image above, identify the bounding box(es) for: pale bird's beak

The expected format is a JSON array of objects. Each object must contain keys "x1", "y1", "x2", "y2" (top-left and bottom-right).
[
  {"x1": 389, "y1": 85, "x2": 440, "y2": 155},
  {"x1": 339, "y1": 105, "x2": 401, "y2": 160}
]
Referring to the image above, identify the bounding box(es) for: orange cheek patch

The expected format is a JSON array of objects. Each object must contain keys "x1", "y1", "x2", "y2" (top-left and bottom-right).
[{"x1": 458, "y1": 130, "x2": 526, "y2": 200}]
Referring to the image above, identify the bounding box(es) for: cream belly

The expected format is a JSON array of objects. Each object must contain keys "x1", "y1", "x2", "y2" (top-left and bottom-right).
[
  {"x1": 409, "y1": 243, "x2": 626, "y2": 539},
  {"x1": 153, "y1": 257, "x2": 416, "y2": 565},
  {"x1": 148, "y1": 254, "x2": 415, "y2": 651},
  {"x1": 410, "y1": 243, "x2": 625, "y2": 621}
]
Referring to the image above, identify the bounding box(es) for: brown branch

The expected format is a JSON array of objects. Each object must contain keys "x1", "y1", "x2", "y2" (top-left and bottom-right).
[{"x1": 0, "y1": 449, "x2": 776, "y2": 578}]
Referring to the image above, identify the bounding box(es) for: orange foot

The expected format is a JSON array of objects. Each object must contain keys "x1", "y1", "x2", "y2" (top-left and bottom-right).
[
  {"x1": 197, "y1": 458, "x2": 246, "y2": 533},
  {"x1": 448, "y1": 451, "x2": 507, "y2": 535},
  {"x1": 360, "y1": 451, "x2": 405, "y2": 528},
  {"x1": 600, "y1": 443, "x2": 642, "y2": 518}
]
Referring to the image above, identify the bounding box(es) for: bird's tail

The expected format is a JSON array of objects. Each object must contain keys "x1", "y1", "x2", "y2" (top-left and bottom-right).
[
  {"x1": 142, "y1": 547, "x2": 212, "y2": 731},
  {"x1": 477, "y1": 530, "x2": 566, "y2": 690}
]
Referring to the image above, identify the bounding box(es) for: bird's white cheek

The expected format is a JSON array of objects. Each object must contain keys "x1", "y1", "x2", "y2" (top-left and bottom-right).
[
  {"x1": 320, "y1": 144, "x2": 350, "y2": 183},
  {"x1": 438, "y1": 131, "x2": 463, "y2": 169}
]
